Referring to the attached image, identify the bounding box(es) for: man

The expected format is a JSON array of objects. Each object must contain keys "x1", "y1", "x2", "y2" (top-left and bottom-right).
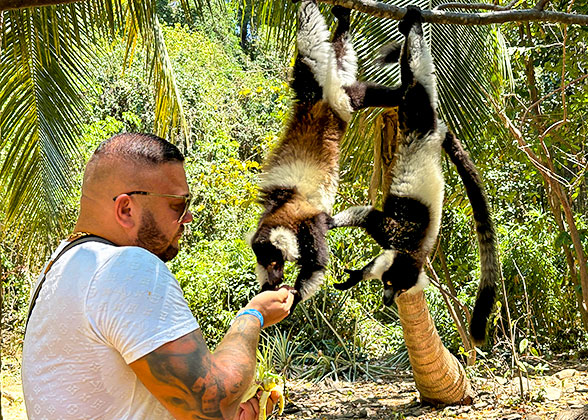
[{"x1": 22, "y1": 133, "x2": 294, "y2": 419}]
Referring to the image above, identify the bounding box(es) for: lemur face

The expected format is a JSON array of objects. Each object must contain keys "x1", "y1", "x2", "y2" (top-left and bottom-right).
[
  {"x1": 252, "y1": 226, "x2": 299, "y2": 288},
  {"x1": 382, "y1": 271, "x2": 395, "y2": 307},
  {"x1": 253, "y1": 240, "x2": 286, "y2": 287}
]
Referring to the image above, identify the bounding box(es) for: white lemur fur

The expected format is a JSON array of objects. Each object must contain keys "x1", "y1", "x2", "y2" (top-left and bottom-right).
[{"x1": 331, "y1": 6, "x2": 498, "y2": 344}]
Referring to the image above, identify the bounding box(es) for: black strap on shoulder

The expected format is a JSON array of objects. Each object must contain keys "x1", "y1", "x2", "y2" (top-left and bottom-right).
[{"x1": 25, "y1": 235, "x2": 117, "y2": 331}]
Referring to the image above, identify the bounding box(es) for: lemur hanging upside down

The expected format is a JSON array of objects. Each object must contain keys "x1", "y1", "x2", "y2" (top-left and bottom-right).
[
  {"x1": 331, "y1": 6, "x2": 499, "y2": 344},
  {"x1": 249, "y1": 0, "x2": 407, "y2": 312}
]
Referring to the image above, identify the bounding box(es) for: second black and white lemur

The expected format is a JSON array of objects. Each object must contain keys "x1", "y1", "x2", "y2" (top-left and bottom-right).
[{"x1": 331, "y1": 6, "x2": 499, "y2": 344}]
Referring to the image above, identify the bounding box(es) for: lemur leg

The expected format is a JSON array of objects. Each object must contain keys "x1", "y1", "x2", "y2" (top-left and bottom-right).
[
  {"x1": 331, "y1": 205, "x2": 373, "y2": 228},
  {"x1": 331, "y1": 206, "x2": 394, "y2": 249},
  {"x1": 331, "y1": 6, "x2": 357, "y2": 86},
  {"x1": 332, "y1": 196, "x2": 430, "y2": 252},
  {"x1": 295, "y1": 0, "x2": 332, "y2": 94},
  {"x1": 398, "y1": 6, "x2": 438, "y2": 137},
  {"x1": 345, "y1": 82, "x2": 406, "y2": 111},
  {"x1": 331, "y1": 5, "x2": 407, "y2": 111}
]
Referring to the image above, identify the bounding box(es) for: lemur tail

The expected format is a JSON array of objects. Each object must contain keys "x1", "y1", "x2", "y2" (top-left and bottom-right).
[{"x1": 442, "y1": 132, "x2": 499, "y2": 345}]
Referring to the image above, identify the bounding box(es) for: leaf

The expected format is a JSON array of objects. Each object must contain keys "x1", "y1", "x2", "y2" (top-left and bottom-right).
[
  {"x1": 1, "y1": 7, "x2": 95, "y2": 253},
  {"x1": 554, "y1": 231, "x2": 573, "y2": 249},
  {"x1": 519, "y1": 338, "x2": 529, "y2": 353}
]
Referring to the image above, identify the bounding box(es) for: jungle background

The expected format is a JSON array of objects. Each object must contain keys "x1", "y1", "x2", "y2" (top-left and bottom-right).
[{"x1": 1, "y1": 0, "x2": 587, "y2": 418}]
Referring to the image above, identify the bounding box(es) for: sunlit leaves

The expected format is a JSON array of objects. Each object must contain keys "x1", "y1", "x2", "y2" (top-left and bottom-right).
[{"x1": 1, "y1": 7, "x2": 94, "y2": 250}]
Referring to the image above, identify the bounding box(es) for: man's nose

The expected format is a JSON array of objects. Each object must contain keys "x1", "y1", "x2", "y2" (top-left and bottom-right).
[{"x1": 181, "y1": 209, "x2": 193, "y2": 224}]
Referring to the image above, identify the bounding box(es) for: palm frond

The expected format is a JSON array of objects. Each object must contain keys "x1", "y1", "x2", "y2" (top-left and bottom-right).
[
  {"x1": 0, "y1": 0, "x2": 211, "y2": 255},
  {"x1": 1, "y1": 7, "x2": 94, "y2": 250},
  {"x1": 125, "y1": 0, "x2": 189, "y2": 141}
]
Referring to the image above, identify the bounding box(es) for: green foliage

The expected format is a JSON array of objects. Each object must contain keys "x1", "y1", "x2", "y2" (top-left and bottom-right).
[
  {"x1": 1, "y1": 242, "x2": 32, "y2": 351},
  {"x1": 0, "y1": 0, "x2": 199, "y2": 250}
]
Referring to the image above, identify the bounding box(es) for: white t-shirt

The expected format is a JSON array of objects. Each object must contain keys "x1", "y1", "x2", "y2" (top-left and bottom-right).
[{"x1": 22, "y1": 240, "x2": 200, "y2": 419}]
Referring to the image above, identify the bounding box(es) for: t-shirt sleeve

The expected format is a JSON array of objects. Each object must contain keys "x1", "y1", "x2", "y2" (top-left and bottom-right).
[{"x1": 85, "y1": 247, "x2": 199, "y2": 364}]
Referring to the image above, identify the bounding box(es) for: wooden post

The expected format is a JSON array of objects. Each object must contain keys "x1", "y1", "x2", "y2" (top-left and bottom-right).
[{"x1": 396, "y1": 290, "x2": 474, "y2": 405}]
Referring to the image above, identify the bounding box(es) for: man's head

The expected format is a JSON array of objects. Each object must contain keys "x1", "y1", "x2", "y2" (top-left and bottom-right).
[{"x1": 75, "y1": 133, "x2": 192, "y2": 261}]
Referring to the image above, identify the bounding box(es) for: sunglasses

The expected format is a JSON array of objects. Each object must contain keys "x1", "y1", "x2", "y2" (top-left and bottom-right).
[{"x1": 113, "y1": 191, "x2": 192, "y2": 223}]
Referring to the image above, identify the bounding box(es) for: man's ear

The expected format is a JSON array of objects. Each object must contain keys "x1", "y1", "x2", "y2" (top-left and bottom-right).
[{"x1": 113, "y1": 195, "x2": 136, "y2": 229}]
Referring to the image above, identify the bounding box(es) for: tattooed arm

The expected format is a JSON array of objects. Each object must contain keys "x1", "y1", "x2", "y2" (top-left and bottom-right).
[{"x1": 130, "y1": 287, "x2": 294, "y2": 420}]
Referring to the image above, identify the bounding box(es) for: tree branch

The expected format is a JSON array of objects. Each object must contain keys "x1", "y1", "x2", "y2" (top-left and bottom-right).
[
  {"x1": 534, "y1": 0, "x2": 552, "y2": 11},
  {"x1": 317, "y1": 0, "x2": 588, "y2": 26},
  {"x1": 3, "y1": 0, "x2": 588, "y2": 25},
  {"x1": 0, "y1": 0, "x2": 81, "y2": 10},
  {"x1": 435, "y1": 3, "x2": 511, "y2": 11}
]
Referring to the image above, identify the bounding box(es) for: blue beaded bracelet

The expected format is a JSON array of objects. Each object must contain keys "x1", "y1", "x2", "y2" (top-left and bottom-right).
[{"x1": 235, "y1": 309, "x2": 264, "y2": 328}]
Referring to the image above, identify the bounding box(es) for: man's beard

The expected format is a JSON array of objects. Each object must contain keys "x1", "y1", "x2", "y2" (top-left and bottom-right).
[{"x1": 135, "y1": 210, "x2": 181, "y2": 262}]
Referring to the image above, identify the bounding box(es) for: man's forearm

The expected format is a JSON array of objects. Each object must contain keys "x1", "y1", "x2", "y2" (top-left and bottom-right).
[
  {"x1": 211, "y1": 314, "x2": 262, "y2": 415},
  {"x1": 131, "y1": 315, "x2": 261, "y2": 419}
]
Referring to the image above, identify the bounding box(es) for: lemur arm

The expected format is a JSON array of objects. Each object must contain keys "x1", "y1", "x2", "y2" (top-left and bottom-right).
[
  {"x1": 330, "y1": 205, "x2": 375, "y2": 229},
  {"x1": 334, "y1": 250, "x2": 396, "y2": 290}
]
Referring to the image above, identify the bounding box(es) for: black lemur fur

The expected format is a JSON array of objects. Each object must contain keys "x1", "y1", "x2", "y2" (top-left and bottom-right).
[
  {"x1": 249, "y1": 0, "x2": 406, "y2": 312},
  {"x1": 442, "y1": 131, "x2": 499, "y2": 344},
  {"x1": 330, "y1": 6, "x2": 499, "y2": 344}
]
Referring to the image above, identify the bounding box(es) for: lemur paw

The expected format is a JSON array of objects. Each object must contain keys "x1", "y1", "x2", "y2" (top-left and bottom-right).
[
  {"x1": 287, "y1": 291, "x2": 301, "y2": 315},
  {"x1": 398, "y1": 5, "x2": 422, "y2": 36}
]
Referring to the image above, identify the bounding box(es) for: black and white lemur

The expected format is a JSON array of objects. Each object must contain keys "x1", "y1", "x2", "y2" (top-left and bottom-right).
[
  {"x1": 249, "y1": 0, "x2": 406, "y2": 312},
  {"x1": 330, "y1": 6, "x2": 499, "y2": 344}
]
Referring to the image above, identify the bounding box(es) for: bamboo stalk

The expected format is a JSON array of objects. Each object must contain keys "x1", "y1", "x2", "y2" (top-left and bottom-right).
[{"x1": 396, "y1": 290, "x2": 474, "y2": 405}]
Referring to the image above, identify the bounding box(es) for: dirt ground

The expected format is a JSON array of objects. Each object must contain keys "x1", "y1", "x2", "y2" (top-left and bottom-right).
[
  {"x1": 3, "y1": 354, "x2": 588, "y2": 420},
  {"x1": 279, "y1": 365, "x2": 588, "y2": 420}
]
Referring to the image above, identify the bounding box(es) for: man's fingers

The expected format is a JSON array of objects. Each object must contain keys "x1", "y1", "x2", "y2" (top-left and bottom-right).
[
  {"x1": 269, "y1": 389, "x2": 281, "y2": 405},
  {"x1": 264, "y1": 392, "x2": 276, "y2": 414},
  {"x1": 277, "y1": 286, "x2": 295, "y2": 306},
  {"x1": 236, "y1": 399, "x2": 258, "y2": 420}
]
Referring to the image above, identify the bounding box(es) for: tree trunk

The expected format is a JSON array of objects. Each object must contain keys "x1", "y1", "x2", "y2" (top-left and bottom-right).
[
  {"x1": 396, "y1": 290, "x2": 474, "y2": 406},
  {"x1": 555, "y1": 406, "x2": 588, "y2": 420}
]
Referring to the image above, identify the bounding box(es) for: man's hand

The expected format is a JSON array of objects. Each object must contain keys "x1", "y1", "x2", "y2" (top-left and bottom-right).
[
  {"x1": 245, "y1": 286, "x2": 294, "y2": 328},
  {"x1": 234, "y1": 389, "x2": 282, "y2": 420}
]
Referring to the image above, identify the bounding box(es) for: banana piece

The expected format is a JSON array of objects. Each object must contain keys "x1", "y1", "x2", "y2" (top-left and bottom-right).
[
  {"x1": 240, "y1": 379, "x2": 285, "y2": 420},
  {"x1": 258, "y1": 387, "x2": 270, "y2": 420},
  {"x1": 241, "y1": 382, "x2": 264, "y2": 404},
  {"x1": 271, "y1": 383, "x2": 285, "y2": 415}
]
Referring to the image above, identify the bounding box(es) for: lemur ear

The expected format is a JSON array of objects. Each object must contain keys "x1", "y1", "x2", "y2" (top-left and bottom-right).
[
  {"x1": 269, "y1": 227, "x2": 300, "y2": 261},
  {"x1": 244, "y1": 231, "x2": 255, "y2": 246}
]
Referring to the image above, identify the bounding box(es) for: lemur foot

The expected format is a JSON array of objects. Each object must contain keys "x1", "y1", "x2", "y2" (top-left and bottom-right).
[
  {"x1": 398, "y1": 5, "x2": 423, "y2": 36},
  {"x1": 332, "y1": 5, "x2": 351, "y2": 21}
]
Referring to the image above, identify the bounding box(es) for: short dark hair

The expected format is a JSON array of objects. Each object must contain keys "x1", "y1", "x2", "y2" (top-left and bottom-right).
[{"x1": 94, "y1": 133, "x2": 184, "y2": 165}]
